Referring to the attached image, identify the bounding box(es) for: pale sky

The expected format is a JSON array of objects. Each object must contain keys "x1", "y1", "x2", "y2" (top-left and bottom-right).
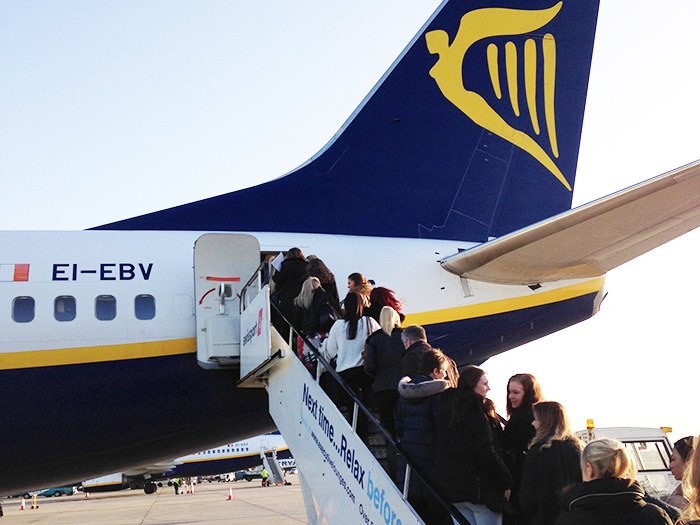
[{"x1": 1, "y1": 1, "x2": 699, "y2": 443}]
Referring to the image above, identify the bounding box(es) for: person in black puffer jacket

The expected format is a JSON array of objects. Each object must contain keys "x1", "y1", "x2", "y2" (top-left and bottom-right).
[{"x1": 555, "y1": 438, "x2": 673, "y2": 525}]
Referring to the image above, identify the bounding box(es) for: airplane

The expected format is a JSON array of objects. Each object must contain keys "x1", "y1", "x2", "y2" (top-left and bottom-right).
[
  {"x1": 82, "y1": 433, "x2": 292, "y2": 493},
  {"x1": 2, "y1": 0, "x2": 700, "y2": 497}
]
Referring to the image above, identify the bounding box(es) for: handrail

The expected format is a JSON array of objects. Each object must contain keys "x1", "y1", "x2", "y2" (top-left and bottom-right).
[
  {"x1": 239, "y1": 261, "x2": 269, "y2": 314},
  {"x1": 272, "y1": 304, "x2": 471, "y2": 525},
  {"x1": 237, "y1": 263, "x2": 470, "y2": 524}
]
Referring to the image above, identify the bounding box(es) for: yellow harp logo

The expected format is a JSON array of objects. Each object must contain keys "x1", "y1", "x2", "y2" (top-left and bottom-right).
[{"x1": 426, "y1": 2, "x2": 570, "y2": 190}]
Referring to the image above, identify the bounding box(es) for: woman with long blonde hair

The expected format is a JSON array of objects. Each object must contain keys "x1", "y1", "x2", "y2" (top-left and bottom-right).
[
  {"x1": 680, "y1": 436, "x2": 700, "y2": 524},
  {"x1": 364, "y1": 306, "x2": 404, "y2": 438},
  {"x1": 294, "y1": 276, "x2": 340, "y2": 370},
  {"x1": 518, "y1": 401, "x2": 582, "y2": 525}
]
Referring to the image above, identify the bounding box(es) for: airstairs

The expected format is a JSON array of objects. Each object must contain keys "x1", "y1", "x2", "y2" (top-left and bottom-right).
[
  {"x1": 261, "y1": 449, "x2": 286, "y2": 486},
  {"x1": 193, "y1": 234, "x2": 468, "y2": 525}
]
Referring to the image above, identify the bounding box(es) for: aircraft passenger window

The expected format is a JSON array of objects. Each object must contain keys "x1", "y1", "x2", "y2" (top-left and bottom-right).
[
  {"x1": 134, "y1": 294, "x2": 156, "y2": 320},
  {"x1": 55, "y1": 296, "x2": 76, "y2": 322},
  {"x1": 12, "y1": 296, "x2": 35, "y2": 323},
  {"x1": 95, "y1": 295, "x2": 117, "y2": 321}
]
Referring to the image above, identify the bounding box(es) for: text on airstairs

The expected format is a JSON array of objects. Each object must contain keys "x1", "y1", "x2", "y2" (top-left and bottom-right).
[{"x1": 302, "y1": 382, "x2": 405, "y2": 525}]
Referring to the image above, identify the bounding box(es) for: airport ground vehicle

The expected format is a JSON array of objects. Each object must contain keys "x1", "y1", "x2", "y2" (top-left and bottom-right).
[
  {"x1": 575, "y1": 426, "x2": 677, "y2": 499},
  {"x1": 37, "y1": 486, "x2": 76, "y2": 497},
  {"x1": 234, "y1": 467, "x2": 263, "y2": 482}
]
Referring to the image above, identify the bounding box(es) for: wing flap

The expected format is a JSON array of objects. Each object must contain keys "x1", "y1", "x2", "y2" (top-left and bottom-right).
[{"x1": 440, "y1": 160, "x2": 700, "y2": 284}]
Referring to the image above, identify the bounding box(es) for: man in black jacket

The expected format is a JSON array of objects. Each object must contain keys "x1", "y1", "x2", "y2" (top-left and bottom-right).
[{"x1": 400, "y1": 324, "x2": 432, "y2": 378}]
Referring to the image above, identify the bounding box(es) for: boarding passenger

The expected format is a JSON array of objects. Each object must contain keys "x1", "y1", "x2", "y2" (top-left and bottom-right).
[
  {"x1": 502, "y1": 373, "x2": 544, "y2": 525},
  {"x1": 518, "y1": 401, "x2": 582, "y2": 525},
  {"x1": 555, "y1": 438, "x2": 673, "y2": 525},
  {"x1": 666, "y1": 436, "x2": 694, "y2": 511},
  {"x1": 400, "y1": 324, "x2": 431, "y2": 378},
  {"x1": 430, "y1": 365, "x2": 513, "y2": 525},
  {"x1": 294, "y1": 277, "x2": 341, "y2": 370},
  {"x1": 364, "y1": 306, "x2": 404, "y2": 439},
  {"x1": 680, "y1": 436, "x2": 700, "y2": 524},
  {"x1": 271, "y1": 247, "x2": 308, "y2": 339},
  {"x1": 364, "y1": 286, "x2": 405, "y2": 323},
  {"x1": 322, "y1": 292, "x2": 379, "y2": 440},
  {"x1": 347, "y1": 272, "x2": 372, "y2": 307},
  {"x1": 306, "y1": 257, "x2": 341, "y2": 312},
  {"x1": 395, "y1": 348, "x2": 454, "y2": 522}
]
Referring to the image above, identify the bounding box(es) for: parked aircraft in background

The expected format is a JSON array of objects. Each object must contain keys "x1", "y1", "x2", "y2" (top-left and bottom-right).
[
  {"x1": 1, "y1": 0, "x2": 699, "y2": 495},
  {"x1": 82, "y1": 433, "x2": 290, "y2": 493}
]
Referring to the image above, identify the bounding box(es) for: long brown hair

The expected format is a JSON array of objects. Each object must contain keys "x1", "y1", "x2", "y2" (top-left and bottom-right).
[
  {"x1": 530, "y1": 401, "x2": 581, "y2": 450},
  {"x1": 506, "y1": 373, "x2": 543, "y2": 417},
  {"x1": 448, "y1": 365, "x2": 495, "y2": 428}
]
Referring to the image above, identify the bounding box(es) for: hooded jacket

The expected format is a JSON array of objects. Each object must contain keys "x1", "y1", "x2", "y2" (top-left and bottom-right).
[{"x1": 395, "y1": 375, "x2": 449, "y2": 496}]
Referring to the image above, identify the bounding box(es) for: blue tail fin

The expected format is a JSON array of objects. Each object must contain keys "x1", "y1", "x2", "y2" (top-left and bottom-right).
[{"x1": 97, "y1": 0, "x2": 600, "y2": 242}]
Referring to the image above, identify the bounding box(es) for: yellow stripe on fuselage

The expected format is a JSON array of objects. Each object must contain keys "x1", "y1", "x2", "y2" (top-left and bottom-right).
[
  {"x1": 0, "y1": 278, "x2": 604, "y2": 370},
  {"x1": 0, "y1": 338, "x2": 195, "y2": 371},
  {"x1": 403, "y1": 278, "x2": 604, "y2": 326}
]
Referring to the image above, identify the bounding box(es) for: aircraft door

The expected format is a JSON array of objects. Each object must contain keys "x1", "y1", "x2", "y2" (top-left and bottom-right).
[{"x1": 194, "y1": 233, "x2": 260, "y2": 369}]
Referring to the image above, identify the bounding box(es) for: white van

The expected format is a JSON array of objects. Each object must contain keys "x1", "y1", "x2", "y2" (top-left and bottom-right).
[{"x1": 574, "y1": 426, "x2": 677, "y2": 499}]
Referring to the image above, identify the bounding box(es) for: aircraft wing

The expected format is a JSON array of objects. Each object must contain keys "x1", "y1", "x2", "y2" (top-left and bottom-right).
[{"x1": 439, "y1": 160, "x2": 700, "y2": 285}]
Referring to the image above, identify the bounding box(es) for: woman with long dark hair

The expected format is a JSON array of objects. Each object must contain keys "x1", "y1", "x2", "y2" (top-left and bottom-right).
[
  {"x1": 271, "y1": 247, "x2": 307, "y2": 339},
  {"x1": 502, "y1": 373, "x2": 544, "y2": 525},
  {"x1": 430, "y1": 365, "x2": 513, "y2": 525},
  {"x1": 347, "y1": 272, "x2": 372, "y2": 307},
  {"x1": 306, "y1": 257, "x2": 340, "y2": 311},
  {"x1": 667, "y1": 436, "x2": 694, "y2": 510},
  {"x1": 322, "y1": 291, "x2": 379, "y2": 438}
]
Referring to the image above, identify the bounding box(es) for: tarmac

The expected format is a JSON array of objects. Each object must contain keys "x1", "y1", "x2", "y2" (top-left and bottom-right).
[{"x1": 0, "y1": 475, "x2": 309, "y2": 524}]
